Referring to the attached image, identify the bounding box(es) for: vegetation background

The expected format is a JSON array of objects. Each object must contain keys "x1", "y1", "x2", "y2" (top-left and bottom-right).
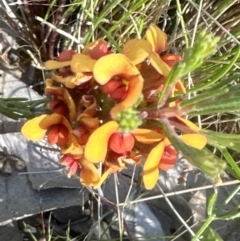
[{"x1": 0, "y1": 0, "x2": 240, "y2": 240}]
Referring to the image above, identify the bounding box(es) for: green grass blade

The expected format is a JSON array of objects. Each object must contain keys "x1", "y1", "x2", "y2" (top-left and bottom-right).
[{"x1": 219, "y1": 148, "x2": 240, "y2": 179}]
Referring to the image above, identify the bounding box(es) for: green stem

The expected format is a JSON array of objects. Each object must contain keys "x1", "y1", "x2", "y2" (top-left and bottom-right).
[{"x1": 192, "y1": 215, "x2": 216, "y2": 241}]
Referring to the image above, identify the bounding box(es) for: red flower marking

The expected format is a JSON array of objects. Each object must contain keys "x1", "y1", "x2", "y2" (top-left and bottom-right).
[
  {"x1": 161, "y1": 54, "x2": 182, "y2": 67},
  {"x1": 90, "y1": 42, "x2": 110, "y2": 59},
  {"x1": 57, "y1": 50, "x2": 76, "y2": 77},
  {"x1": 47, "y1": 99, "x2": 69, "y2": 116},
  {"x1": 58, "y1": 50, "x2": 76, "y2": 61},
  {"x1": 73, "y1": 126, "x2": 90, "y2": 145},
  {"x1": 108, "y1": 133, "x2": 135, "y2": 154},
  {"x1": 102, "y1": 78, "x2": 128, "y2": 100},
  {"x1": 60, "y1": 154, "x2": 79, "y2": 177},
  {"x1": 47, "y1": 124, "x2": 69, "y2": 146},
  {"x1": 158, "y1": 145, "x2": 178, "y2": 170}
]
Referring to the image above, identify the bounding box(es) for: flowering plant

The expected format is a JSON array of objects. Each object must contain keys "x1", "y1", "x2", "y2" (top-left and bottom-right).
[{"x1": 21, "y1": 24, "x2": 227, "y2": 190}]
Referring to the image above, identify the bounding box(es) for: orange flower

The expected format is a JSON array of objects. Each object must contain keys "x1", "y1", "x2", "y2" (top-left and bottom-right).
[
  {"x1": 45, "y1": 52, "x2": 96, "y2": 88},
  {"x1": 123, "y1": 24, "x2": 185, "y2": 95},
  {"x1": 21, "y1": 23, "x2": 213, "y2": 192},
  {"x1": 85, "y1": 121, "x2": 164, "y2": 163},
  {"x1": 82, "y1": 38, "x2": 111, "y2": 59},
  {"x1": 73, "y1": 95, "x2": 99, "y2": 145},
  {"x1": 122, "y1": 24, "x2": 169, "y2": 77},
  {"x1": 93, "y1": 53, "x2": 144, "y2": 118},
  {"x1": 57, "y1": 50, "x2": 76, "y2": 77},
  {"x1": 103, "y1": 150, "x2": 141, "y2": 173},
  {"x1": 80, "y1": 158, "x2": 113, "y2": 188},
  {"x1": 20, "y1": 113, "x2": 84, "y2": 155},
  {"x1": 21, "y1": 113, "x2": 71, "y2": 141},
  {"x1": 45, "y1": 79, "x2": 77, "y2": 122},
  {"x1": 122, "y1": 39, "x2": 152, "y2": 65},
  {"x1": 45, "y1": 41, "x2": 111, "y2": 88},
  {"x1": 60, "y1": 153, "x2": 105, "y2": 188},
  {"x1": 21, "y1": 112, "x2": 104, "y2": 187},
  {"x1": 143, "y1": 132, "x2": 207, "y2": 190}
]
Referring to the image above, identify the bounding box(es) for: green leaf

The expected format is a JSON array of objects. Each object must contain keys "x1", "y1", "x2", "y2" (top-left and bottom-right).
[
  {"x1": 207, "y1": 191, "x2": 218, "y2": 216},
  {"x1": 219, "y1": 148, "x2": 240, "y2": 179},
  {"x1": 0, "y1": 107, "x2": 21, "y2": 120},
  {"x1": 201, "y1": 130, "x2": 240, "y2": 152},
  {"x1": 202, "y1": 227, "x2": 223, "y2": 241},
  {"x1": 206, "y1": 73, "x2": 240, "y2": 92},
  {"x1": 2, "y1": 97, "x2": 29, "y2": 102},
  {"x1": 187, "y1": 92, "x2": 240, "y2": 115},
  {"x1": 217, "y1": 204, "x2": 240, "y2": 220},
  {"x1": 180, "y1": 88, "x2": 229, "y2": 108}
]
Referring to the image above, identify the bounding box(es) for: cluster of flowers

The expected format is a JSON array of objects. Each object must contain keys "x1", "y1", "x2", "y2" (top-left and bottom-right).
[{"x1": 21, "y1": 24, "x2": 207, "y2": 190}]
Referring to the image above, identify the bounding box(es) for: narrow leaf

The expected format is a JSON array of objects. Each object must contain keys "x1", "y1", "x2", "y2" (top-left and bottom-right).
[
  {"x1": 202, "y1": 227, "x2": 223, "y2": 241},
  {"x1": 207, "y1": 191, "x2": 218, "y2": 216},
  {"x1": 201, "y1": 130, "x2": 240, "y2": 152}
]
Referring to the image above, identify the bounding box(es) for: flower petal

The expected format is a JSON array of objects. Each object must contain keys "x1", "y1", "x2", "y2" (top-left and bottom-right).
[
  {"x1": 52, "y1": 72, "x2": 92, "y2": 88},
  {"x1": 47, "y1": 124, "x2": 69, "y2": 146},
  {"x1": 158, "y1": 145, "x2": 177, "y2": 170},
  {"x1": 61, "y1": 134, "x2": 83, "y2": 156},
  {"x1": 45, "y1": 79, "x2": 77, "y2": 121},
  {"x1": 175, "y1": 80, "x2": 186, "y2": 93},
  {"x1": 82, "y1": 38, "x2": 109, "y2": 59},
  {"x1": 92, "y1": 167, "x2": 113, "y2": 188},
  {"x1": 80, "y1": 158, "x2": 101, "y2": 186},
  {"x1": 134, "y1": 129, "x2": 164, "y2": 144},
  {"x1": 79, "y1": 95, "x2": 97, "y2": 117},
  {"x1": 110, "y1": 75, "x2": 144, "y2": 119},
  {"x1": 109, "y1": 133, "x2": 135, "y2": 154},
  {"x1": 67, "y1": 161, "x2": 78, "y2": 178},
  {"x1": 70, "y1": 54, "x2": 96, "y2": 73},
  {"x1": 78, "y1": 114, "x2": 99, "y2": 129},
  {"x1": 175, "y1": 116, "x2": 201, "y2": 131},
  {"x1": 161, "y1": 53, "x2": 182, "y2": 67},
  {"x1": 39, "y1": 113, "x2": 72, "y2": 131},
  {"x1": 123, "y1": 39, "x2": 152, "y2": 65},
  {"x1": 149, "y1": 51, "x2": 171, "y2": 77},
  {"x1": 58, "y1": 50, "x2": 76, "y2": 61},
  {"x1": 143, "y1": 141, "x2": 164, "y2": 190},
  {"x1": 21, "y1": 114, "x2": 48, "y2": 141},
  {"x1": 180, "y1": 134, "x2": 207, "y2": 150},
  {"x1": 145, "y1": 24, "x2": 167, "y2": 53},
  {"x1": 93, "y1": 53, "x2": 140, "y2": 85},
  {"x1": 85, "y1": 121, "x2": 119, "y2": 163},
  {"x1": 45, "y1": 60, "x2": 71, "y2": 70}
]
